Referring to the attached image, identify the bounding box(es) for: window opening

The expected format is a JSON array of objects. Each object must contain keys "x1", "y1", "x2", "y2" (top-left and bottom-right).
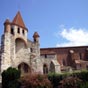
[
  {"x1": 22, "y1": 30, "x2": 25, "y2": 35},
  {"x1": 79, "y1": 53, "x2": 82, "y2": 59},
  {"x1": 18, "y1": 27, "x2": 20, "y2": 33},
  {"x1": 30, "y1": 48, "x2": 33, "y2": 52},
  {"x1": 43, "y1": 64, "x2": 48, "y2": 74},
  {"x1": 34, "y1": 39, "x2": 36, "y2": 42},
  {"x1": 45, "y1": 54, "x2": 47, "y2": 58},
  {"x1": 11, "y1": 27, "x2": 14, "y2": 35}
]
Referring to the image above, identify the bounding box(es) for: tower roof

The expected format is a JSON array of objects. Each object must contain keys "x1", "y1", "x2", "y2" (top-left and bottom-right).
[
  {"x1": 12, "y1": 11, "x2": 26, "y2": 28},
  {"x1": 33, "y1": 32, "x2": 40, "y2": 38},
  {"x1": 4, "y1": 19, "x2": 10, "y2": 25}
]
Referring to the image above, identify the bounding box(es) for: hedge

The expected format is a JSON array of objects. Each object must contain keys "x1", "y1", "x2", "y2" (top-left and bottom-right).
[
  {"x1": 1, "y1": 67, "x2": 88, "y2": 88},
  {"x1": 48, "y1": 70, "x2": 88, "y2": 88}
]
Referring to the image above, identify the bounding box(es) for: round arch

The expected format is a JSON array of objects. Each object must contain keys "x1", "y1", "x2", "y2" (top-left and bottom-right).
[
  {"x1": 43, "y1": 63, "x2": 48, "y2": 74},
  {"x1": 15, "y1": 38, "x2": 27, "y2": 52},
  {"x1": 50, "y1": 61, "x2": 55, "y2": 73},
  {"x1": 18, "y1": 62, "x2": 31, "y2": 74}
]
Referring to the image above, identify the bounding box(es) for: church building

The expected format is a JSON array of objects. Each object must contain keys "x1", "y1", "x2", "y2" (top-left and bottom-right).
[
  {"x1": 0, "y1": 11, "x2": 88, "y2": 78},
  {"x1": 0, "y1": 11, "x2": 60, "y2": 75}
]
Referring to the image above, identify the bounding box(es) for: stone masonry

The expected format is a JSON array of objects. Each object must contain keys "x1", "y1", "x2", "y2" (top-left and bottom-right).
[{"x1": 0, "y1": 11, "x2": 60, "y2": 79}]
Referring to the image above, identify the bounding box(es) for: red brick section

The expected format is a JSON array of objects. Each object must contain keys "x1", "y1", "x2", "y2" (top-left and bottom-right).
[
  {"x1": 40, "y1": 46, "x2": 88, "y2": 54},
  {"x1": 12, "y1": 11, "x2": 28, "y2": 31},
  {"x1": 40, "y1": 46, "x2": 88, "y2": 68}
]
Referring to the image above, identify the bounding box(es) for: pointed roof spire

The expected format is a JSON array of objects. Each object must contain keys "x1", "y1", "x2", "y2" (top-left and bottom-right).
[{"x1": 12, "y1": 11, "x2": 26, "y2": 28}]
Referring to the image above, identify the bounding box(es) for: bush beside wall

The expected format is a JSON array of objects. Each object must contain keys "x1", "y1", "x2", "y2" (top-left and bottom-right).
[
  {"x1": 1, "y1": 68, "x2": 88, "y2": 88},
  {"x1": 1, "y1": 67, "x2": 21, "y2": 88},
  {"x1": 48, "y1": 70, "x2": 88, "y2": 88},
  {"x1": 19, "y1": 73, "x2": 52, "y2": 88}
]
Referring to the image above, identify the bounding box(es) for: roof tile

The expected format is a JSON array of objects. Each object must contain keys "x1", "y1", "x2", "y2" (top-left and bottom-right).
[{"x1": 12, "y1": 11, "x2": 26, "y2": 28}]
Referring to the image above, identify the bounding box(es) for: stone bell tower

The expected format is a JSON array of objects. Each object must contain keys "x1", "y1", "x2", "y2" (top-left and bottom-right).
[
  {"x1": 33, "y1": 32, "x2": 40, "y2": 56},
  {"x1": 0, "y1": 11, "x2": 28, "y2": 72}
]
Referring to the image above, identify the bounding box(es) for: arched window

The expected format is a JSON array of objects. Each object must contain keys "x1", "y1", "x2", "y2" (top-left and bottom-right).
[
  {"x1": 79, "y1": 53, "x2": 82, "y2": 59},
  {"x1": 18, "y1": 27, "x2": 20, "y2": 33},
  {"x1": 43, "y1": 64, "x2": 48, "y2": 74},
  {"x1": 45, "y1": 54, "x2": 47, "y2": 58},
  {"x1": 30, "y1": 48, "x2": 33, "y2": 52},
  {"x1": 11, "y1": 27, "x2": 14, "y2": 35},
  {"x1": 50, "y1": 62, "x2": 55, "y2": 73},
  {"x1": 34, "y1": 39, "x2": 36, "y2": 42},
  {"x1": 18, "y1": 62, "x2": 30, "y2": 74},
  {"x1": 22, "y1": 30, "x2": 25, "y2": 35}
]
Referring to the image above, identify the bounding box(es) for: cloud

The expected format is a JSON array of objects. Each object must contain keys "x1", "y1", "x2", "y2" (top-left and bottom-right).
[{"x1": 56, "y1": 27, "x2": 88, "y2": 47}]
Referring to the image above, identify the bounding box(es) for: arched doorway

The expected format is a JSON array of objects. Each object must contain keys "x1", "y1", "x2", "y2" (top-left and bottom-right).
[
  {"x1": 50, "y1": 61, "x2": 55, "y2": 73},
  {"x1": 43, "y1": 64, "x2": 48, "y2": 74},
  {"x1": 18, "y1": 62, "x2": 30, "y2": 75}
]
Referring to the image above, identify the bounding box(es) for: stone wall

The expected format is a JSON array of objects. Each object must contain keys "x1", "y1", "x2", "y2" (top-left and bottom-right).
[
  {"x1": 41, "y1": 57, "x2": 61, "y2": 73},
  {"x1": 0, "y1": 33, "x2": 12, "y2": 72},
  {"x1": 15, "y1": 48, "x2": 30, "y2": 67}
]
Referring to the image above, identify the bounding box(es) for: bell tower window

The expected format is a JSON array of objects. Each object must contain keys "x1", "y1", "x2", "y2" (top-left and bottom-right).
[
  {"x1": 30, "y1": 48, "x2": 33, "y2": 52},
  {"x1": 11, "y1": 27, "x2": 14, "y2": 35},
  {"x1": 22, "y1": 30, "x2": 25, "y2": 35},
  {"x1": 18, "y1": 27, "x2": 20, "y2": 34},
  {"x1": 34, "y1": 39, "x2": 36, "y2": 42}
]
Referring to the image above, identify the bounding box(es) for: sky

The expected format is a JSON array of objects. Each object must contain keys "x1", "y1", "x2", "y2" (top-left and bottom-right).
[{"x1": 0, "y1": 0, "x2": 88, "y2": 48}]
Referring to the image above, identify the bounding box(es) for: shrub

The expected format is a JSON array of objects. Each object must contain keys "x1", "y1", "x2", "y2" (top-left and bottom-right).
[
  {"x1": 48, "y1": 72, "x2": 72, "y2": 88},
  {"x1": 48, "y1": 73, "x2": 62, "y2": 88},
  {"x1": 48, "y1": 70, "x2": 88, "y2": 88},
  {"x1": 79, "y1": 82, "x2": 88, "y2": 88},
  {"x1": 71, "y1": 70, "x2": 88, "y2": 82},
  {"x1": 19, "y1": 73, "x2": 52, "y2": 88},
  {"x1": 2, "y1": 67, "x2": 21, "y2": 88},
  {"x1": 59, "y1": 76, "x2": 82, "y2": 88}
]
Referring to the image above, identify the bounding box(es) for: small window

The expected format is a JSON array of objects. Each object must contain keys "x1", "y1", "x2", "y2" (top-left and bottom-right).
[
  {"x1": 30, "y1": 48, "x2": 33, "y2": 52},
  {"x1": 43, "y1": 64, "x2": 48, "y2": 74},
  {"x1": 79, "y1": 53, "x2": 82, "y2": 59},
  {"x1": 22, "y1": 30, "x2": 25, "y2": 35},
  {"x1": 11, "y1": 27, "x2": 14, "y2": 35},
  {"x1": 18, "y1": 27, "x2": 20, "y2": 33},
  {"x1": 34, "y1": 39, "x2": 36, "y2": 42},
  {"x1": 45, "y1": 54, "x2": 47, "y2": 58},
  {"x1": 63, "y1": 59, "x2": 66, "y2": 66}
]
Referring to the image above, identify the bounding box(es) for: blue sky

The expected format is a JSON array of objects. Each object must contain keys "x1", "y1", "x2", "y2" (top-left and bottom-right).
[{"x1": 0, "y1": 0, "x2": 88, "y2": 48}]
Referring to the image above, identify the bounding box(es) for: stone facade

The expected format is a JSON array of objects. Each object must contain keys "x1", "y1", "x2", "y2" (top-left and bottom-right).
[
  {"x1": 0, "y1": 11, "x2": 60, "y2": 77},
  {"x1": 0, "y1": 11, "x2": 88, "y2": 81},
  {"x1": 0, "y1": 11, "x2": 88, "y2": 78}
]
